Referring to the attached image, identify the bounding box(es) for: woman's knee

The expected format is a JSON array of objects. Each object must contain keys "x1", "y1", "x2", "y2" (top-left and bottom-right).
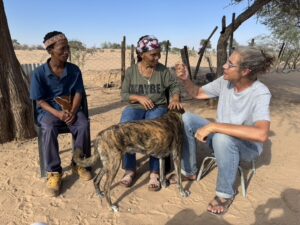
[{"x1": 120, "y1": 108, "x2": 144, "y2": 123}]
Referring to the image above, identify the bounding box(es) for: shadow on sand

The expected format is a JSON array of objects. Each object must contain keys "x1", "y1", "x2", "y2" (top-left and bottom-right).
[
  {"x1": 251, "y1": 188, "x2": 300, "y2": 225},
  {"x1": 165, "y1": 208, "x2": 232, "y2": 225}
]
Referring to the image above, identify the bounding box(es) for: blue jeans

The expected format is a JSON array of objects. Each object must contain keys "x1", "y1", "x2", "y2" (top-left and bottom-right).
[
  {"x1": 120, "y1": 106, "x2": 168, "y2": 173},
  {"x1": 182, "y1": 112, "x2": 260, "y2": 198}
]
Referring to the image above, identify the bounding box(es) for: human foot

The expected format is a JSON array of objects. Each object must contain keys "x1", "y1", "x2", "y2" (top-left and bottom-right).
[
  {"x1": 148, "y1": 173, "x2": 161, "y2": 191},
  {"x1": 167, "y1": 173, "x2": 196, "y2": 184},
  {"x1": 120, "y1": 171, "x2": 135, "y2": 187},
  {"x1": 207, "y1": 196, "x2": 234, "y2": 215}
]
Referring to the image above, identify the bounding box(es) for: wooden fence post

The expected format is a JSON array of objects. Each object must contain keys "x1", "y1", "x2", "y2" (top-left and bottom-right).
[
  {"x1": 130, "y1": 44, "x2": 135, "y2": 66},
  {"x1": 194, "y1": 26, "x2": 218, "y2": 79},
  {"x1": 228, "y1": 13, "x2": 235, "y2": 56},
  {"x1": 206, "y1": 56, "x2": 214, "y2": 73},
  {"x1": 276, "y1": 42, "x2": 286, "y2": 72},
  {"x1": 180, "y1": 46, "x2": 192, "y2": 80},
  {"x1": 121, "y1": 36, "x2": 126, "y2": 85},
  {"x1": 164, "y1": 40, "x2": 170, "y2": 67}
]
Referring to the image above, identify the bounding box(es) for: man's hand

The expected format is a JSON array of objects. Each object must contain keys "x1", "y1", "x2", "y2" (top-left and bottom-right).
[
  {"x1": 64, "y1": 112, "x2": 77, "y2": 125},
  {"x1": 57, "y1": 111, "x2": 76, "y2": 125},
  {"x1": 57, "y1": 111, "x2": 69, "y2": 121},
  {"x1": 175, "y1": 63, "x2": 189, "y2": 81},
  {"x1": 195, "y1": 123, "x2": 215, "y2": 143}
]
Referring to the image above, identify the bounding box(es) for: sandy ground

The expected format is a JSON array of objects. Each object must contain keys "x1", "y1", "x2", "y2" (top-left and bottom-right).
[{"x1": 0, "y1": 51, "x2": 300, "y2": 225}]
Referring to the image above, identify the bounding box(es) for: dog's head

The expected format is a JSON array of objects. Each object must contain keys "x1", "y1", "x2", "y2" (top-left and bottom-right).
[
  {"x1": 166, "y1": 108, "x2": 185, "y2": 121},
  {"x1": 54, "y1": 96, "x2": 72, "y2": 112}
]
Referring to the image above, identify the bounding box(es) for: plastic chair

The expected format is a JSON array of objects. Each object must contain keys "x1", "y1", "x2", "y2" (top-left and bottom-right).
[
  {"x1": 196, "y1": 155, "x2": 256, "y2": 197},
  {"x1": 32, "y1": 93, "x2": 91, "y2": 178}
]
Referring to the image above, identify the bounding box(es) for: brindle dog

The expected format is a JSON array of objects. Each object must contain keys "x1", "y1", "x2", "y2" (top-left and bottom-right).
[{"x1": 73, "y1": 109, "x2": 189, "y2": 212}]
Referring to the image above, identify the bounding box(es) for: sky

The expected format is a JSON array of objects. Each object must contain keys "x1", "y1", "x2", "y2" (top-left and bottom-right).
[{"x1": 3, "y1": 0, "x2": 270, "y2": 49}]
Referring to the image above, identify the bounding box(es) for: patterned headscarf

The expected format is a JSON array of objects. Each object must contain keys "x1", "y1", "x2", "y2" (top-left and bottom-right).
[
  {"x1": 136, "y1": 35, "x2": 160, "y2": 54},
  {"x1": 44, "y1": 33, "x2": 68, "y2": 49}
]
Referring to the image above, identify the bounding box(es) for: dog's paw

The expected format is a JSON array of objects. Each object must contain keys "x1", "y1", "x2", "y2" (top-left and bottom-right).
[
  {"x1": 111, "y1": 205, "x2": 119, "y2": 212},
  {"x1": 96, "y1": 190, "x2": 105, "y2": 198},
  {"x1": 161, "y1": 179, "x2": 168, "y2": 188},
  {"x1": 180, "y1": 189, "x2": 190, "y2": 197}
]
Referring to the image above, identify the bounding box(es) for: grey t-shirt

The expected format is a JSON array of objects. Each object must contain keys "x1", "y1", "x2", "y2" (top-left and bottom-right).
[
  {"x1": 202, "y1": 76, "x2": 271, "y2": 154},
  {"x1": 121, "y1": 63, "x2": 180, "y2": 109}
]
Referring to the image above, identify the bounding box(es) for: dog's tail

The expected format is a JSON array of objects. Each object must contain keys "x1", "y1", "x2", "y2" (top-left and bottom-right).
[{"x1": 73, "y1": 145, "x2": 100, "y2": 167}]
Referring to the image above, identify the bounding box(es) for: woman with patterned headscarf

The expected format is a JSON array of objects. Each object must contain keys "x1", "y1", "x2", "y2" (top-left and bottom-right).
[{"x1": 120, "y1": 35, "x2": 183, "y2": 191}]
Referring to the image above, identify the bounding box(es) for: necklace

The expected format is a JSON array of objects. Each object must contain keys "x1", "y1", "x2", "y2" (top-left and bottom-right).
[{"x1": 139, "y1": 63, "x2": 154, "y2": 85}]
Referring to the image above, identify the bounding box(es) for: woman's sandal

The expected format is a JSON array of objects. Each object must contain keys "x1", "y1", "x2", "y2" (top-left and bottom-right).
[
  {"x1": 148, "y1": 173, "x2": 161, "y2": 192},
  {"x1": 207, "y1": 196, "x2": 234, "y2": 216},
  {"x1": 120, "y1": 171, "x2": 135, "y2": 188},
  {"x1": 166, "y1": 173, "x2": 196, "y2": 184}
]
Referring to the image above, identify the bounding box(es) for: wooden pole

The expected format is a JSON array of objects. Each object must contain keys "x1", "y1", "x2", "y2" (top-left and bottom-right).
[
  {"x1": 121, "y1": 36, "x2": 126, "y2": 85},
  {"x1": 164, "y1": 40, "x2": 170, "y2": 67},
  {"x1": 194, "y1": 26, "x2": 218, "y2": 79},
  {"x1": 276, "y1": 42, "x2": 286, "y2": 72},
  {"x1": 221, "y1": 16, "x2": 226, "y2": 34},
  {"x1": 206, "y1": 56, "x2": 214, "y2": 73},
  {"x1": 130, "y1": 44, "x2": 135, "y2": 66},
  {"x1": 229, "y1": 13, "x2": 235, "y2": 55},
  {"x1": 277, "y1": 42, "x2": 286, "y2": 60},
  {"x1": 180, "y1": 46, "x2": 192, "y2": 80}
]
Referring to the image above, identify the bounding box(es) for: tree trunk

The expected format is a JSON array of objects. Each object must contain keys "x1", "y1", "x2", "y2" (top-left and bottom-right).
[
  {"x1": 216, "y1": 0, "x2": 272, "y2": 76},
  {"x1": 0, "y1": 0, "x2": 35, "y2": 143}
]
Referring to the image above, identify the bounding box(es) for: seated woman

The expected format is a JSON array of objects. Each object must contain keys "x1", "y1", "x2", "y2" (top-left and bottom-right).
[{"x1": 120, "y1": 35, "x2": 183, "y2": 191}]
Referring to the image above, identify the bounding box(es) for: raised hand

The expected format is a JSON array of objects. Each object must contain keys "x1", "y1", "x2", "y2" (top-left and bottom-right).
[{"x1": 175, "y1": 63, "x2": 189, "y2": 81}]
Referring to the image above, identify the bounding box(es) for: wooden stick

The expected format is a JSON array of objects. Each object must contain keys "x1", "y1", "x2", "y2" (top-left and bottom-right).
[
  {"x1": 180, "y1": 46, "x2": 192, "y2": 80},
  {"x1": 229, "y1": 13, "x2": 235, "y2": 56},
  {"x1": 194, "y1": 26, "x2": 218, "y2": 79},
  {"x1": 164, "y1": 40, "x2": 170, "y2": 67}
]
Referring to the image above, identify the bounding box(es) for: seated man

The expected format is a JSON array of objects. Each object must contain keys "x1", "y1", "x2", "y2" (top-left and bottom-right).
[
  {"x1": 175, "y1": 46, "x2": 274, "y2": 215},
  {"x1": 30, "y1": 31, "x2": 92, "y2": 197}
]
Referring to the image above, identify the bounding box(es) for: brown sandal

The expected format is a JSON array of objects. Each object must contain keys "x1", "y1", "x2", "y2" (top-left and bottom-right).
[
  {"x1": 207, "y1": 196, "x2": 234, "y2": 216},
  {"x1": 120, "y1": 171, "x2": 135, "y2": 187}
]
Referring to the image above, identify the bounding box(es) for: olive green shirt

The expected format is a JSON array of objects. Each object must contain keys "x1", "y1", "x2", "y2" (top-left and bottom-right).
[{"x1": 121, "y1": 63, "x2": 180, "y2": 109}]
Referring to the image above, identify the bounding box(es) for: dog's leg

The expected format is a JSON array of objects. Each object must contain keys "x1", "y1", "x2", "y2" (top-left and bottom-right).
[
  {"x1": 159, "y1": 158, "x2": 167, "y2": 188},
  {"x1": 103, "y1": 153, "x2": 121, "y2": 212},
  {"x1": 172, "y1": 149, "x2": 190, "y2": 197},
  {"x1": 94, "y1": 168, "x2": 105, "y2": 198}
]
